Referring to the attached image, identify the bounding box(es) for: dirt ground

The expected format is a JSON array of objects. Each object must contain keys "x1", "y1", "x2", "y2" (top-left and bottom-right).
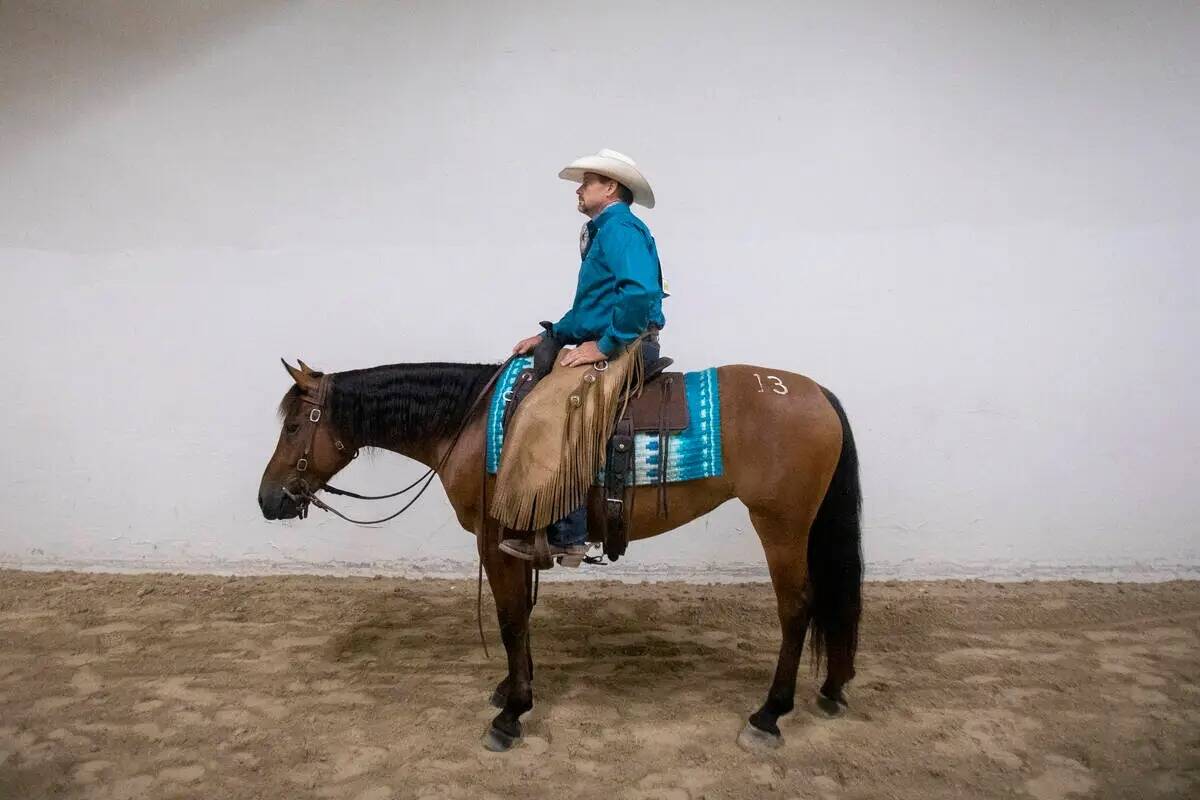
[{"x1": 0, "y1": 571, "x2": 1197, "y2": 800}]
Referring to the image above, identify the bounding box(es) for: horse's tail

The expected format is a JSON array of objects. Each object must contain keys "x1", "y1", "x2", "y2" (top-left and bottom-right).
[{"x1": 807, "y1": 387, "x2": 863, "y2": 674}]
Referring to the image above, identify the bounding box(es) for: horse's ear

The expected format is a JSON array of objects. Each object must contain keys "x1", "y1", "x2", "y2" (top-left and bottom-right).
[
  {"x1": 280, "y1": 358, "x2": 318, "y2": 392},
  {"x1": 297, "y1": 358, "x2": 320, "y2": 376}
]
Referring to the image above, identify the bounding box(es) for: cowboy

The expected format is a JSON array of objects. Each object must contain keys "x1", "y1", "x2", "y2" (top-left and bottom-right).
[{"x1": 501, "y1": 149, "x2": 666, "y2": 562}]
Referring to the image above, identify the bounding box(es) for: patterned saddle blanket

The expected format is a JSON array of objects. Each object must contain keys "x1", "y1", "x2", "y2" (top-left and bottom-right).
[{"x1": 486, "y1": 356, "x2": 724, "y2": 486}]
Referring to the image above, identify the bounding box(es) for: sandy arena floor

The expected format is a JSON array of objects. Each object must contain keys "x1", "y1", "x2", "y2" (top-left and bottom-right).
[{"x1": 0, "y1": 570, "x2": 1197, "y2": 799}]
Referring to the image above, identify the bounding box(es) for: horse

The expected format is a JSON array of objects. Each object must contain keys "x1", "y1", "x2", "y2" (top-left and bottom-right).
[{"x1": 258, "y1": 357, "x2": 863, "y2": 752}]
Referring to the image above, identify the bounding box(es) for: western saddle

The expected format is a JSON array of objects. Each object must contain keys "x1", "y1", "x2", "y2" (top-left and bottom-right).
[{"x1": 500, "y1": 325, "x2": 689, "y2": 567}]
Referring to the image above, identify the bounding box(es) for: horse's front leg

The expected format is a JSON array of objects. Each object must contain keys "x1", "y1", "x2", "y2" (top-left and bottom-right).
[
  {"x1": 480, "y1": 526, "x2": 534, "y2": 752},
  {"x1": 490, "y1": 636, "x2": 532, "y2": 709}
]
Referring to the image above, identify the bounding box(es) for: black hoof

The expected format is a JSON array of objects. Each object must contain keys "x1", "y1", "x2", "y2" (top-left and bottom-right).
[
  {"x1": 747, "y1": 709, "x2": 781, "y2": 737},
  {"x1": 490, "y1": 689, "x2": 505, "y2": 709},
  {"x1": 817, "y1": 691, "x2": 848, "y2": 717},
  {"x1": 482, "y1": 724, "x2": 521, "y2": 752}
]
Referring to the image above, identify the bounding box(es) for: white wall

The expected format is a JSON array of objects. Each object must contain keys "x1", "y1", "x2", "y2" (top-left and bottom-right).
[{"x1": 2, "y1": 1, "x2": 1197, "y2": 580}]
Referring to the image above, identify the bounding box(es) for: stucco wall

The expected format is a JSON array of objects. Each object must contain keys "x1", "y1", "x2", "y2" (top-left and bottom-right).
[{"x1": 2, "y1": 1, "x2": 1196, "y2": 580}]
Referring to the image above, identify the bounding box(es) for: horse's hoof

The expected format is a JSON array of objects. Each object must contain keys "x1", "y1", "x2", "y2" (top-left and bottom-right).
[
  {"x1": 489, "y1": 689, "x2": 505, "y2": 709},
  {"x1": 737, "y1": 721, "x2": 782, "y2": 752},
  {"x1": 482, "y1": 725, "x2": 521, "y2": 752},
  {"x1": 817, "y1": 692, "x2": 847, "y2": 717}
]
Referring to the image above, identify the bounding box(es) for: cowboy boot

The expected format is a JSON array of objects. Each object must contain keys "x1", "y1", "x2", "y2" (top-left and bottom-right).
[{"x1": 499, "y1": 508, "x2": 590, "y2": 567}]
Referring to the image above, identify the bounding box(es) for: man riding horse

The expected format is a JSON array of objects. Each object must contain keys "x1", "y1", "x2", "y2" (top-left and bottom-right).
[
  {"x1": 259, "y1": 149, "x2": 862, "y2": 750},
  {"x1": 502, "y1": 149, "x2": 666, "y2": 563}
]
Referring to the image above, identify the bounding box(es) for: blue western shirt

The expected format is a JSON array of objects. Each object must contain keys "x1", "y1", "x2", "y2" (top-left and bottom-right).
[{"x1": 549, "y1": 202, "x2": 667, "y2": 356}]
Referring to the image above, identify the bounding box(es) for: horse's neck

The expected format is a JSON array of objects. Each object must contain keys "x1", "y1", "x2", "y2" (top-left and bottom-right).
[
  {"x1": 361, "y1": 426, "x2": 475, "y2": 474},
  {"x1": 365, "y1": 433, "x2": 444, "y2": 471},
  {"x1": 349, "y1": 390, "x2": 487, "y2": 532}
]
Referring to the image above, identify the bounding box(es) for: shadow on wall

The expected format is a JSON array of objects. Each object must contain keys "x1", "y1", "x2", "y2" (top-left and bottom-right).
[{"x1": 0, "y1": 0, "x2": 291, "y2": 166}]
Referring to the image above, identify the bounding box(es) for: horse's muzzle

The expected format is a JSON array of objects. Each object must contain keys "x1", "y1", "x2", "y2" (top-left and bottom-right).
[{"x1": 258, "y1": 485, "x2": 304, "y2": 520}]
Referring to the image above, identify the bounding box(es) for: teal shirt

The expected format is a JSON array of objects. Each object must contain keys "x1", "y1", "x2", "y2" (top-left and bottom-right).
[{"x1": 550, "y1": 202, "x2": 667, "y2": 356}]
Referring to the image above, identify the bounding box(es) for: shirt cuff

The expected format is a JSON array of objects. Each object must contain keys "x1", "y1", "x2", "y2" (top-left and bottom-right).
[{"x1": 596, "y1": 334, "x2": 622, "y2": 357}]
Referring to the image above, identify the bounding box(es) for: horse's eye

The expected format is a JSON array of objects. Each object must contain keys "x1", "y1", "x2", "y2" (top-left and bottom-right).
[{"x1": 285, "y1": 422, "x2": 301, "y2": 435}]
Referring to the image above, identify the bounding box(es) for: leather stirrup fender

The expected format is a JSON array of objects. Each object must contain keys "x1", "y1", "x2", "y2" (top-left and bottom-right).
[{"x1": 602, "y1": 417, "x2": 635, "y2": 561}]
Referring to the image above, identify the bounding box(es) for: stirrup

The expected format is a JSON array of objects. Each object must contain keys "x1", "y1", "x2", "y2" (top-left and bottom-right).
[{"x1": 558, "y1": 542, "x2": 597, "y2": 568}]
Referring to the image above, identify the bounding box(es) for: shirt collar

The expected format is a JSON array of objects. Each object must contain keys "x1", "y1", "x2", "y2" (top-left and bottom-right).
[{"x1": 589, "y1": 201, "x2": 630, "y2": 231}]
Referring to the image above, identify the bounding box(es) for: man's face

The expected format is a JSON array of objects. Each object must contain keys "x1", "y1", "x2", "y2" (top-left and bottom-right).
[{"x1": 576, "y1": 172, "x2": 615, "y2": 217}]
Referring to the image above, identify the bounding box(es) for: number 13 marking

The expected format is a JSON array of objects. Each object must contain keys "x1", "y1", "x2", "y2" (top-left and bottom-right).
[{"x1": 753, "y1": 373, "x2": 789, "y2": 395}]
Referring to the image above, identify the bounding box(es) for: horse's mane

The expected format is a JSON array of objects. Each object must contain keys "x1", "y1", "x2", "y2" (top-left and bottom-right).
[{"x1": 278, "y1": 362, "x2": 499, "y2": 446}]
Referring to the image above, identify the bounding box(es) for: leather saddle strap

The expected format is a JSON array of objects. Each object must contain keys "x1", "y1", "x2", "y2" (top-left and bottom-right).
[
  {"x1": 656, "y1": 375, "x2": 674, "y2": 518},
  {"x1": 502, "y1": 368, "x2": 536, "y2": 432},
  {"x1": 501, "y1": 329, "x2": 562, "y2": 434},
  {"x1": 476, "y1": 431, "x2": 491, "y2": 659},
  {"x1": 532, "y1": 529, "x2": 554, "y2": 571},
  {"x1": 604, "y1": 417, "x2": 634, "y2": 560}
]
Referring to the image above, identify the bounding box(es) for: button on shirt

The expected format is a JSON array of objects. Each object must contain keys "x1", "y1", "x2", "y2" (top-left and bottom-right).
[{"x1": 550, "y1": 202, "x2": 667, "y2": 356}]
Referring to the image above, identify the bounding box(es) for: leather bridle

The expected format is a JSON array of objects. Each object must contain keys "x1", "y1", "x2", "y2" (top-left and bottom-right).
[{"x1": 281, "y1": 374, "x2": 348, "y2": 518}]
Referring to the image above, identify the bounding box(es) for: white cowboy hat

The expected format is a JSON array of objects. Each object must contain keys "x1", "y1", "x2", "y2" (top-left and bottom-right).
[{"x1": 558, "y1": 148, "x2": 656, "y2": 209}]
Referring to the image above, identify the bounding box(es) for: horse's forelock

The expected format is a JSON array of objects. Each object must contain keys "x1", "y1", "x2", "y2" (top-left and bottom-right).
[{"x1": 277, "y1": 384, "x2": 303, "y2": 420}]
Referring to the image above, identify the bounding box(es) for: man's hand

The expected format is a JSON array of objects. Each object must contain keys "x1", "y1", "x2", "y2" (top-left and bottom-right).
[
  {"x1": 560, "y1": 340, "x2": 608, "y2": 367},
  {"x1": 512, "y1": 334, "x2": 543, "y2": 355}
]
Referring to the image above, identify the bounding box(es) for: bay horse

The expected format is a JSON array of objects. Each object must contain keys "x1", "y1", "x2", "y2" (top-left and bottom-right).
[{"x1": 258, "y1": 358, "x2": 862, "y2": 752}]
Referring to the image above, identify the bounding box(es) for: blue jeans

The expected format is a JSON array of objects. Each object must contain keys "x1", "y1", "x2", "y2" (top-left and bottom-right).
[{"x1": 547, "y1": 332, "x2": 660, "y2": 547}]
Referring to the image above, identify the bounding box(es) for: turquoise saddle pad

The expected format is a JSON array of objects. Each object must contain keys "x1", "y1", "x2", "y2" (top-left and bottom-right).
[{"x1": 486, "y1": 356, "x2": 724, "y2": 486}]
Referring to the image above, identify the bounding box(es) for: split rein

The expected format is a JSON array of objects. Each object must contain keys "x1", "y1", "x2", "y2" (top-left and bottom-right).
[{"x1": 283, "y1": 356, "x2": 518, "y2": 525}]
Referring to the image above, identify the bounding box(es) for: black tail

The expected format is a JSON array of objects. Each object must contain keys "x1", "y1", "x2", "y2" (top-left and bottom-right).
[{"x1": 806, "y1": 387, "x2": 863, "y2": 673}]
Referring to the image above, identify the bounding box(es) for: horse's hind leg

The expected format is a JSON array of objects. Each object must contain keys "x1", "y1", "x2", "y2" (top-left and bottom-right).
[
  {"x1": 818, "y1": 650, "x2": 854, "y2": 714},
  {"x1": 740, "y1": 511, "x2": 812, "y2": 750}
]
